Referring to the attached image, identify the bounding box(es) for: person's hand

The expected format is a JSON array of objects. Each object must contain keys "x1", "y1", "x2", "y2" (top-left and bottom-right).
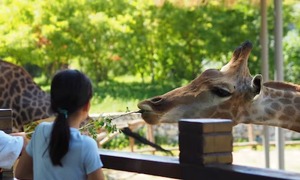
[{"x1": 10, "y1": 132, "x2": 29, "y2": 153}]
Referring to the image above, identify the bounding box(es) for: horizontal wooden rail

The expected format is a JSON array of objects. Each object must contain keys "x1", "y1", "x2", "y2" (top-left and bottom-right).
[
  {"x1": 100, "y1": 149, "x2": 300, "y2": 180},
  {"x1": 100, "y1": 149, "x2": 181, "y2": 179},
  {"x1": 100, "y1": 119, "x2": 300, "y2": 180}
]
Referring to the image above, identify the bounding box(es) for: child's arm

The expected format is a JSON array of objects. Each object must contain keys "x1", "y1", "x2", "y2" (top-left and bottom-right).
[
  {"x1": 88, "y1": 168, "x2": 105, "y2": 180},
  {"x1": 14, "y1": 149, "x2": 33, "y2": 179}
]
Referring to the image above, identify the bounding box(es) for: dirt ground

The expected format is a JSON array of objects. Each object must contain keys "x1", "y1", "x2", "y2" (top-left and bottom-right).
[
  {"x1": 232, "y1": 148, "x2": 300, "y2": 172},
  {"x1": 102, "y1": 148, "x2": 300, "y2": 180}
]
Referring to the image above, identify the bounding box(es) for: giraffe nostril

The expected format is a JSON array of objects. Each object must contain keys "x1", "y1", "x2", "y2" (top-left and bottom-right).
[{"x1": 150, "y1": 97, "x2": 163, "y2": 104}]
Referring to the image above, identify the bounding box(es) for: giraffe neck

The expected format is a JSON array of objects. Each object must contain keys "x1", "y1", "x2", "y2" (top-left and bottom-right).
[
  {"x1": 239, "y1": 81, "x2": 300, "y2": 132},
  {"x1": 0, "y1": 60, "x2": 54, "y2": 131}
]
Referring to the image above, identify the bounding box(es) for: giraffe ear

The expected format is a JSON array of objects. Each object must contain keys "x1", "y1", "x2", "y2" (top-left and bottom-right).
[{"x1": 251, "y1": 74, "x2": 263, "y2": 94}]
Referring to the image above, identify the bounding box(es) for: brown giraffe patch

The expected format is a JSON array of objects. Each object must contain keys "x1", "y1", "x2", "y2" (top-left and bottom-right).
[
  {"x1": 275, "y1": 91, "x2": 282, "y2": 97},
  {"x1": 263, "y1": 91, "x2": 269, "y2": 96},
  {"x1": 251, "y1": 109, "x2": 258, "y2": 115},
  {"x1": 213, "y1": 112, "x2": 232, "y2": 119},
  {"x1": 283, "y1": 106, "x2": 296, "y2": 116},
  {"x1": 261, "y1": 99, "x2": 273, "y2": 105},
  {"x1": 294, "y1": 97, "x2": 300, "y2": 104},
  {"x1": 270, "y1": 102, "x2": 281, "y2": 111},
  {"x1": 264, "y1": 108, "x2": 276, "y2": 118},
  {"x1": 283, "y1": 91, "x2": 293, "y2": 99},
  {"x1": 278, "y1": 115, "x2": 290, "y2": 121},
  {"x1": 279, "y1": 98, "x2": 292, "y2": 105}
]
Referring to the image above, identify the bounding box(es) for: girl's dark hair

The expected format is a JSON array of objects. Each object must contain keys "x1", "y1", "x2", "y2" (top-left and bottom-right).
[{"x1": 49, "y1": 69, "x2": 93, "y2": 166}]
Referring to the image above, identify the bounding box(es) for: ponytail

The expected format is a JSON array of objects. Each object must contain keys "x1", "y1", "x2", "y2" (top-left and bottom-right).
[{"x1": 49, "y1": 112, "x2": 70, "y2": 166}]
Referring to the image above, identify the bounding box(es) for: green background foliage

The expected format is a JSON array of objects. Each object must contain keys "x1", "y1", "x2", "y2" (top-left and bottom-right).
[{"x1": 1, "y1": 0, "x2": 300, "y2": 112}]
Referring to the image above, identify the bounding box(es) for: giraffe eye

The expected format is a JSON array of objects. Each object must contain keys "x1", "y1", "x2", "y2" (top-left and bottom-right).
[{"x1": 211, "y1": 87, "x2": 232, "y2": 97}]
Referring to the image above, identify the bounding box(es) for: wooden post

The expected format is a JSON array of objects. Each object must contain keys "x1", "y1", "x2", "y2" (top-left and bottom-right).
[
  {"x1": 179, "y1": 119, "x2": 233, "y2": 165},
  {"x1": 0, "y1": 109, "x2": 14, "y2": 179},
  {"x1": 0, "y1": 109, "x2": 13, "y2": 133},
  {"x1": 146, "y1": 124, "x2": 155, "y2": 155}
]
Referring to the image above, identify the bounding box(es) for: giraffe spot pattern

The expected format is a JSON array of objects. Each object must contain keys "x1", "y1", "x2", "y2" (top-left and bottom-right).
[
  {"x1": 213, "y1": 111, "x2": 232, "y2": 119},
  {"x1": 278, "y1": 115, "x2": 290, "y2": 121},
  {"x1": 278, "y1": 98, "x2": 292, "y2": 104},
  {"x1": 28, "y1": 85, "x2": 34, "y2": 91},
  {"x1": 241, "y1": 110, "x2": 250, "y2": 117},
  {"x1": 283, "y1": 106, "x2": 296, "y2": 116},
  {"x1": 296, "y1": 104, "x2": 300, "y2": 111},
  {"x1": 219, "y1": 103, "x2": 229, "y2": 110},
  {"x1": 0, "y1": 77, "x2": 5, "y2": 84},
  {"x1": 251, "y1": 109, "x2": 258, "y2": 114},
  {"x1": 275, "y1": 91, "x2": 282, "y2": 97},
  {"x1": 231, "y1": 106, "x2": 238, "y2": 116},
  {"x1": 270, "y1": 91, "x2": 277, "y2": 99},
  {"x1": 22, "y1": 97, "x2": 31, "y2": 105},
  {"x1": 294, "y1": 97, "x2": 300, "y2": 104},
  {"x1": 32, "y1": 101, "x2": 37, "y2": 106},
  {"x1": 264, "y1": 108, "x2": 276, "y2": 118},
  {"x1": 9, "y1": 80, "x2": 18, "y2": 96},
  {"x1": 6, "y1": 71, "x2": 13, "y2": 79},
  {"x1": 262, "y1": 116, "x2": 270, "y2": 121},
  {"x1": 263, "y1": 91, "x2": 269, "y2": 96},
  {"x1": 270, "y1": 102, "x2": 281, "y2": 111},
  {"x1": 243, "y1": 118, "x2": 252, "y2": 123},
  {"x1": 283, "y1": 91, "x2": 293, "y2": 99},
  {"x1": 261, "y1": 99, "x2": 273, "y2": 105},
  {"x1": 14, "y1": 72, "x2": 20, "y2": 78}
]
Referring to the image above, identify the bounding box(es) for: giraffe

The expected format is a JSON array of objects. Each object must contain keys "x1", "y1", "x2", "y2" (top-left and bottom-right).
[
  {"x1": 137, "y1": 40, "x2": 300, "y2": 133},
  {"x1": 0, "y1": 60, "x2": 54, "y2": 132}
]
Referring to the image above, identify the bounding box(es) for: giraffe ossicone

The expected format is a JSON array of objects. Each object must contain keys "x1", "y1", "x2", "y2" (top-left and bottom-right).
[{"x1": 138, "y1": 41, "x2": 300, "y2": 133}]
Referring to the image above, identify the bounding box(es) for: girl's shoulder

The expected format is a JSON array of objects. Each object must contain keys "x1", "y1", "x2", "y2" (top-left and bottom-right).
[
  {"x1": 36, "y1": 121, "x2": 52, "y2": 130},
  {"x1": 33, "y1": 121, "x2": 53, "y2": 136},
  {"x1": 81, "y1": 135, "x2": 98, "y2": 148}
]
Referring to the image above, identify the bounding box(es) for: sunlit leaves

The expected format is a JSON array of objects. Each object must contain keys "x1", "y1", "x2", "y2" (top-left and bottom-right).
[{"x1": 0, "y1": 0, "x2": 299, "y2": 85}]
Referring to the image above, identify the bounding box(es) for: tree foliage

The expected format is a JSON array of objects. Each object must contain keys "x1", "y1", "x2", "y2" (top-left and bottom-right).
[{"x1": 0, "y1": 0, "x2": 299, "y2": 84}]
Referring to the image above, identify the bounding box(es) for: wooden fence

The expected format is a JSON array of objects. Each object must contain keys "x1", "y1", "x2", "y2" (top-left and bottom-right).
[
  {"x1": 100, "y1": 119, "x2": 300, "y2": 180},
  {"x1": 1, "y1": 109, "x2": 300, "y2": 179}
]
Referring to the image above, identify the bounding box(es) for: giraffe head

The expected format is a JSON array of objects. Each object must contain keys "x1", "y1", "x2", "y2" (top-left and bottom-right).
[{"x1": 138, "y1": 41, "x2": 263, "y2": 125}]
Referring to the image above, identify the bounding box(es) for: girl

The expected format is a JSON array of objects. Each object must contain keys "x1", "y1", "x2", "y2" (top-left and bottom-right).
[{"x1": 15, "y1": 69, "x2": 105, "y2": 180}]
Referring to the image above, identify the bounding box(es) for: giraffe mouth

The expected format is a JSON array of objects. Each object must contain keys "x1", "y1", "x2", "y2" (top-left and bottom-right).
[{"x1": 137, "y1": 104, "x2": 161, "y2": 124}]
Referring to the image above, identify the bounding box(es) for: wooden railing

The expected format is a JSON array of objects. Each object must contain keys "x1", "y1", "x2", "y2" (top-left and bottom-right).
[
  {"x1": 100, "y1": 119, "x2": 300, "y2": 180},
  {"x1": 1, "y1": 109, "x2": 300, "y2": 179}
]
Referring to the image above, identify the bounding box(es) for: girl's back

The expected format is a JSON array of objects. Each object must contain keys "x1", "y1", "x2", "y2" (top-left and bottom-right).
[{"x1": 27, "y1": 122, "x2": 102, "y2": 180}]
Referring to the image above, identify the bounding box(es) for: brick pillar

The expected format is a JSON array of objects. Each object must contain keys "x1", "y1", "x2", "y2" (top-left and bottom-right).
[{"x1": 179, "y1": 119, "x2": 233, "y2": 165}]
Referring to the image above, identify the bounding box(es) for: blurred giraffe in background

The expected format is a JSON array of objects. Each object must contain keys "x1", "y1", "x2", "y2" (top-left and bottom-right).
[{"x1": 0, "y1": 60, "x2": 53, "y2": 132}]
